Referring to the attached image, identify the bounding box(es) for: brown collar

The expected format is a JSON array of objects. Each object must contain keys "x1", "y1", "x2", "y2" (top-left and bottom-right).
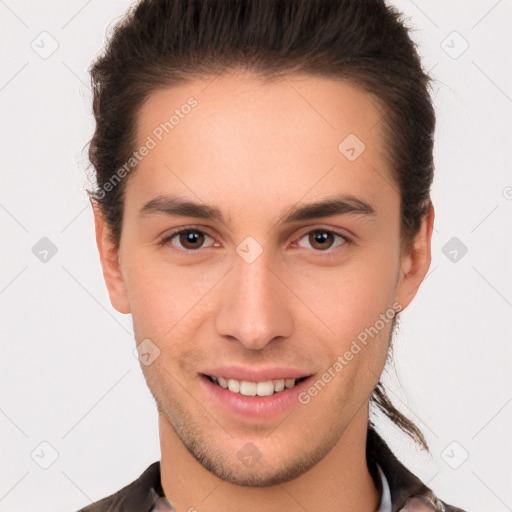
[{"x1": 366, "y1": 426, "x2": 463, "y2": 512}]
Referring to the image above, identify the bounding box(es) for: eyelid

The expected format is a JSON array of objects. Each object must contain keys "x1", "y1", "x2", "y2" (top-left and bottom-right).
[
  {"x1": 292, "y1": 224, "x2": 352, "y2": 242},
  {"x1": 292, "y1": 227, "x2": 351, "y2": 254},
  {"x1": 159, "y1": 225, "x2": 218, "y2": 251}
]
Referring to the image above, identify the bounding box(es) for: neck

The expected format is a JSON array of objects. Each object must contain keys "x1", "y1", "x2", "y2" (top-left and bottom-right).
[{"x1": 159, "y1": 402, "x2": 380, "y2": 512}]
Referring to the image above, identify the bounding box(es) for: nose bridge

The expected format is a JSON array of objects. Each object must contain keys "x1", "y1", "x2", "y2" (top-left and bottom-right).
[{"x1": 215, "y1": 247, "x2": 293, "y2": 349}]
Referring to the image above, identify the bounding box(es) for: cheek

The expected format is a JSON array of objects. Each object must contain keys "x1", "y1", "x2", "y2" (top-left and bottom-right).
[
  {"x1": 122, "y1": 254, "x2": 224, "y2": 338},
  {"x1": 292, "y1": 249, "x2": 399, "y2": 342}
]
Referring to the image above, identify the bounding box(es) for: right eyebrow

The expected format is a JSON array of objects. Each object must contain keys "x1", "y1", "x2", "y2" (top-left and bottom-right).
[{"x1": 140, "y1": 195, "x2": 225, "y2": 223}]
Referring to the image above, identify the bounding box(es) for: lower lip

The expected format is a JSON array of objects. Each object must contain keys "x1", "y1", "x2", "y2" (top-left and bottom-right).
[{"x1": 198, "y1": 374, "x2": 313, "y2": 421}]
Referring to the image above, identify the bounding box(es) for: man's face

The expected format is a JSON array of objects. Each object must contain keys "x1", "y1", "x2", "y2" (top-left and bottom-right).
[{"x1": 96, "y1": 72, "x2": 431, "y2": 486}]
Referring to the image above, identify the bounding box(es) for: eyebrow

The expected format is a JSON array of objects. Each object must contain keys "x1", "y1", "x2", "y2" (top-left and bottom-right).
[{"x1": 139, "y1": 194, "x2": 376, "y2": 225}]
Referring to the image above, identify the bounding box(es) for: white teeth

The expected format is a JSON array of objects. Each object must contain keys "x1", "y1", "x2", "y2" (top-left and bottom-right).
[
  {"x1": 240, "y1": 381, "x2": 257, "y2": 396},
  {"x1": 227, "y1": 379, "x2": 240, "y2": 393},
  {"x1": 209, "y1": 376, "x2": 300, "y2": 396},
  {"x1": 284, "y1": 378, "x2": 295, "y2": 389},
  {"x1": 274, "y1": 379, "x2": 285, "y2": 392},
  {"x1": 256, "y1": 381, "x2": 274, "y2": 397}
]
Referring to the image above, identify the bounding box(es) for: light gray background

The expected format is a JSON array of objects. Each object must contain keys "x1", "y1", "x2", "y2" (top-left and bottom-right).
[{"x1": 1, "y1": 1, "x2": 511, "y2": 510}]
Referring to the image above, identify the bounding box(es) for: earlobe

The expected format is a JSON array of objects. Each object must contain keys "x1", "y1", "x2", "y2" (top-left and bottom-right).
[
  {"x1": 92, "y1": 203, "x2": 131, "y2": 314},
  {"x1": 395, "y1": 203, "x2": 435, "y2": 310}
]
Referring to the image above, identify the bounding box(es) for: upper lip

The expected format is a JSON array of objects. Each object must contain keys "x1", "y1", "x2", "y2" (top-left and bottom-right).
[{"x1": 201, "y1": 366, "x2": 313, "y2": 382}]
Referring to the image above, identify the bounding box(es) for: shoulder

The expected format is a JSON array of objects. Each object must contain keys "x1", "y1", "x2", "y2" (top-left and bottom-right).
[
  {"x1": 399, "y1": 495, "x2": 469, "y2": 512},
  {"x1": 76, "y1": 461, "x2": 162, "y2": 512}
]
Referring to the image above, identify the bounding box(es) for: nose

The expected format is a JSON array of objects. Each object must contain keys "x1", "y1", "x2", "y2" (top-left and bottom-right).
[{"x1": 214, "y1": 249, "x2": 294, "y2": 350}]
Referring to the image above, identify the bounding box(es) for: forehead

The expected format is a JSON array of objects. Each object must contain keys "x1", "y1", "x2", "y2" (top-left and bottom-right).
[{"x1": 130, "y1": 71, "x2": 396, "y2": 215}]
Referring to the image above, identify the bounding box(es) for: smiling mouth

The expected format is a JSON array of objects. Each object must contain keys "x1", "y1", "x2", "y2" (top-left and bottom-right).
[{"x1": 202, "y1": 374, "x2": 310, "y2": 397}]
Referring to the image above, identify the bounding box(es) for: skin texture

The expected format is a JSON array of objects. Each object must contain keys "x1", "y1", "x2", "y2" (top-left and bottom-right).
[{"x1": 94, "y1": 71, "x2": 434, "y2": 512}]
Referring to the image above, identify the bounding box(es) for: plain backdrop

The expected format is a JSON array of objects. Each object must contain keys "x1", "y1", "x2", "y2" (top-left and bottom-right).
[{"x1": 1, "y1": 1, "x2": 511, "y2": 510}]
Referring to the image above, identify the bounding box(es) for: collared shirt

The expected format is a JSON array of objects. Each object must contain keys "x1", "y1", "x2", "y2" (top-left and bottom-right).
[{"x1": 77, "y1": 427, "x2": 468, "y2": 512}]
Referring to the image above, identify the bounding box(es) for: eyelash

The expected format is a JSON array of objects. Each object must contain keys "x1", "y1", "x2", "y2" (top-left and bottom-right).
[{"x1": 159, "y1": 226, "x2": 351, "y2": 257}]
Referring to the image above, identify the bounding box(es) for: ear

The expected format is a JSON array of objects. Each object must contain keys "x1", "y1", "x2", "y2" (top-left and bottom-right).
[
  {"x1": 395, "y1": 203, "x2": 435, "y2": 310},
  {"x1": 92, "y1": 203, "x2": 131, "y2": 314}
]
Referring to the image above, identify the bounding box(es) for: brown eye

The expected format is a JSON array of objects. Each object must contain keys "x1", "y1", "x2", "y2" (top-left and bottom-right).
[
  {"x1": 161, "y1": 228, "x2": 214, "y2": 252},
  {"x1": 296, "y1": 229, "x2": 349, "y2": 252},
  {"x1": 178, "y1": 230, "x2": 205, "y2": 250},
  {"x1": 309, "y1": 230, "x2": 335, "y2": 250}
]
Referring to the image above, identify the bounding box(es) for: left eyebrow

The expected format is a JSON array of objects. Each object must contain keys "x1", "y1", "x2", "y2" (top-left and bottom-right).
[
  {"x1": 278, "y1": 195, "x2": 376, "y2": 224},
  {"x1": 139, "y1": 194, "x2": 376, "y2": 225}
]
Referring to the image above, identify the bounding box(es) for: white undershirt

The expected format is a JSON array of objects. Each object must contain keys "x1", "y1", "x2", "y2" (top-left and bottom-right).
[{"x1": 376, "y1": 463, "x2": 392, "y2": 512}]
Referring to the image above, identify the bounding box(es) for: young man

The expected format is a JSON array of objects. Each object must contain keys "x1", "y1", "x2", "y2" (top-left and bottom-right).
[{"x1": 81, "y1": 0, "x2": 467, "y2": 511}]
